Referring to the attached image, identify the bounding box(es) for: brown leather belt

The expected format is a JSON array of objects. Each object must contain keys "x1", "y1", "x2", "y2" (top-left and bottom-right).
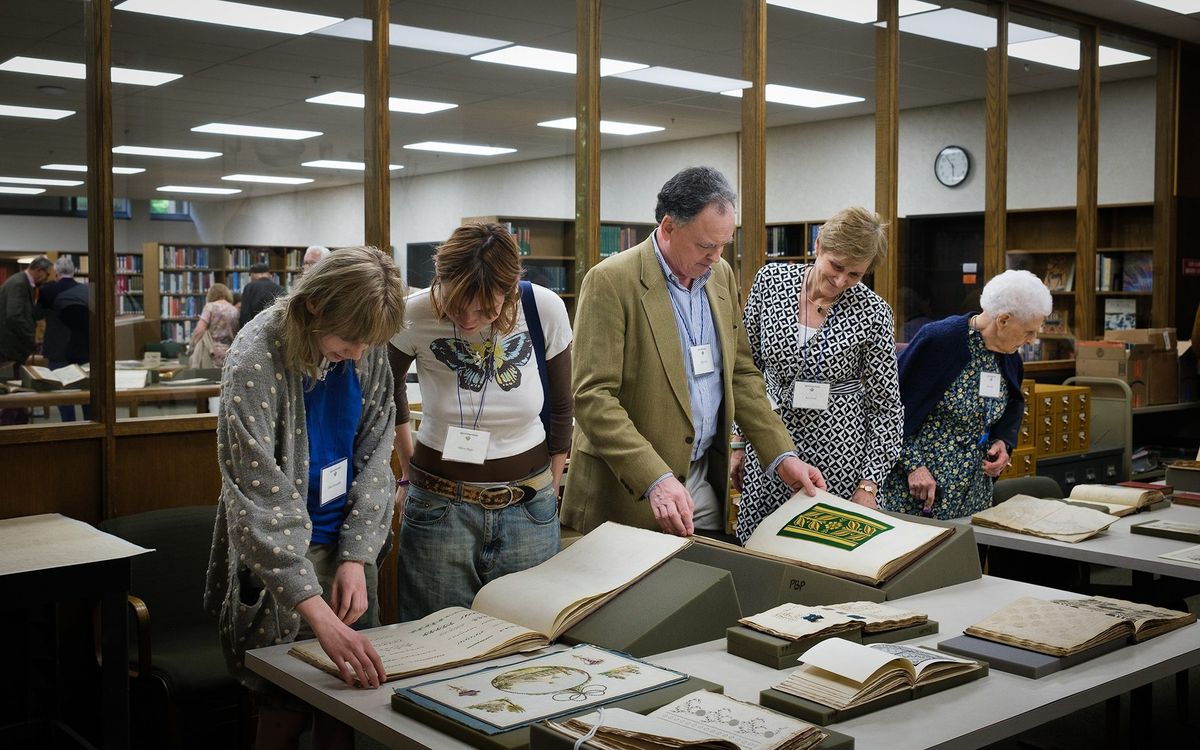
[{"x1": 408, "y1": 464, "x2": 554, "y2": 510}]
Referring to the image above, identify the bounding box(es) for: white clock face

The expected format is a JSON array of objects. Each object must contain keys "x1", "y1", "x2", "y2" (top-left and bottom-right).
[{"x1": 935, "y1": 146, "x2": 969, "y2": 187}]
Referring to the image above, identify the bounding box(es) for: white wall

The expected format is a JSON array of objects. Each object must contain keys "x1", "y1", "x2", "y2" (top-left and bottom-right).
[{"x1": 0, "y1": 77, "x2": 1156, "y2": 269}]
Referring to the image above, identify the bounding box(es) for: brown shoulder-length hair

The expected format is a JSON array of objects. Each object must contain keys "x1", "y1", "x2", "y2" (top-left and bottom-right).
[
  {"x1": 279, "y1": 246, "x2": 406, "y2": 380},
  {"x1": 430, "y1": 222, "x2": 522, "y2": 335},
  {"x1": 207, "y1": 282, "x2": 233, "y2": 303}
]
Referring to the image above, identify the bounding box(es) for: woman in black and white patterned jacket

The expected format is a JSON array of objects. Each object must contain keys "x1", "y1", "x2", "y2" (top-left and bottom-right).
[{"x1": 731, "y1": 207, "x2": 903, "y2": 543}]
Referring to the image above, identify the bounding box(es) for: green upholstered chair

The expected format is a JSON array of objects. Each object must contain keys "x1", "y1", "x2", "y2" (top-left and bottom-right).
[
  {"x1": 992, "y1": 475, "x2": 1064, "y2": 505},
  {"x1": 99, "y1": 505, "x2": 245, "y2": 749}
]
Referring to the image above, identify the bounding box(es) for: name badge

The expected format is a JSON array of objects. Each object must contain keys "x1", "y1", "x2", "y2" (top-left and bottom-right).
[
  {"x1": 979, "y1": 372, "x2": 1002, "y2": 399},
  {"x1": 320, "y1": 458, "x2": 349, "y2": 506},
  {"x1": 793, "y1": 381, "x2": 831, "y2": 411},
  {"x1": 689, "y1": 344, "x2": 715, "y2": 375},
  {"x1": 443, "y1": 425, "x2": 490, "y2": 464}
]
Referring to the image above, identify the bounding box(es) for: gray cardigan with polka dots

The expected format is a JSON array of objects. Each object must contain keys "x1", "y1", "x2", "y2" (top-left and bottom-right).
[{"x1": 203, "y1": 309, "x2": 395, "y2": 685}]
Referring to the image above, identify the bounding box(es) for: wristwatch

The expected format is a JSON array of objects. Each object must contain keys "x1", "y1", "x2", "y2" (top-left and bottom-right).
[{"x1": 855, "y1": 483, "x2": 878, "y2": 495}]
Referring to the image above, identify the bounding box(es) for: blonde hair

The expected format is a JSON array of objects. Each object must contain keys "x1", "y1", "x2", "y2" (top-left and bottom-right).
[
  {"x1": 207, "y1": 282, "x2": 233, "y2": 303},
  {"x1": 817, "y1": 206, "x2": 888, "y2": 269},
  {"x1": 430, "y1": 223, "x2": 521, "y2": 335},
  {"x1": 279, "y1": 246, "x2": 406, "y2": 379}
]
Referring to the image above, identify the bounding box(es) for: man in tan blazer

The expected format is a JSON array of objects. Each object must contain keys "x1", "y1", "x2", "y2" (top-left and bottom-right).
[{"x1": 562, "y1": 167, "x2": 824, "y2": 537}]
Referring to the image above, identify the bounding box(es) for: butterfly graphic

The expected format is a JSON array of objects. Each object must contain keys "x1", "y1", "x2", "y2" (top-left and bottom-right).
[{"x1": 430, "y1": 332, "x2": 532, "y2": 392}]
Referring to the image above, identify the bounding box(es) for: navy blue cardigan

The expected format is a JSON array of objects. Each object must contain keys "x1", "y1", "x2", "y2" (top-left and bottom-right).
[{"x1": 898, "y1": 313, "x2": 1024, "y2": 450}]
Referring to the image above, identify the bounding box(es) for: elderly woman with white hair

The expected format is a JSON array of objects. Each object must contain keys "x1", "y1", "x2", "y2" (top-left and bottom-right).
[{"x1": 878, "y1": 269, "x2": 1051, "y2": 519}]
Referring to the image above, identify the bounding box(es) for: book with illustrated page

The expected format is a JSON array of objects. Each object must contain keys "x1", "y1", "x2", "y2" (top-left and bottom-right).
[
  {"x1": 22, "y1": 364, "x2": 88, "y2": 390},
  {"x1": 289, "y1": 522, "x2": 689, "y2": 681},
  {"x1": 739, "y1": 601, "x2": 928, "y2": 642},
  {"x1": 971, "y1": 494, "x2": 1118, "y2": 543},
  {"x1": 773, "y1": 639, "x2": 983, "y2": 711},
  {"x1": 547, "y1": 690, "x2": 828, "y2": 750},
  {"x1": 1042, "y1": 256, "x2": 1075, "y2": 292},
  {"x1": 742, "y1": 491, "x2": 952, "y2": 585},
  {"x1": 1063, "y1": 484, "x2": 1166, "y2": 517},
  {"x1": 963, "y1": 596, "x2": 1195, "y2": 657},
  {"x1": 1130, "y1": 519, "x2": 1200, "y2": 543},
  {"x1": 393, "y1": 644, "x2": 687, "y2": 734}
]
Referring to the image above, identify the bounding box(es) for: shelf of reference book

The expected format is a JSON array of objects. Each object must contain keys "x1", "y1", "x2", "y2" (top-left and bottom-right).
[
  {"x1": 1022, "y1": 358, "x2": 1076, "y2": 373},
  {"x1": 1098, "y1": 247, "x2": 1153, "y2": 253},
  {"x1": 160, "y1": 292, "x2": 205, "y2": 296},
  {"x1": 161, "y1": 316, "x2": 198, "y2": 321},
  {"x1": 1006, "y1": 248, "x2": 1076, "y2": 254},
  {"x1": 116, "y1": 271, "x2": 141, "y2": 276},
  {"x1": 1096, "y1": 291, "x2": 1151, "y2": 297}
]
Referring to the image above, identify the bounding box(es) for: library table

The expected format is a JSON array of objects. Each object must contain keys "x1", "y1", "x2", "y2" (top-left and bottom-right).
[
  {"x1": 247, "y1": 576, "x2": 1200, "y2": 750},
  {"x1": 0, "y1": 383, "x2": 220, "y2": 417},
  {"x1": 0, "y1": 514, "x2": 149, "y2": 749},
  {"x1": 951, "y1": 503, "x2": 1200, "y2": 582}
]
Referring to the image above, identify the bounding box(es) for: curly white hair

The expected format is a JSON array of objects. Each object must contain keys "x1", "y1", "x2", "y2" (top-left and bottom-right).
[{"x1": 980, "y1": 269, "x2": 1052, "y2": 320}]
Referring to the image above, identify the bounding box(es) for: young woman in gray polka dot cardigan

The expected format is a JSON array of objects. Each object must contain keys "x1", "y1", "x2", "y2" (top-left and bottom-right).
[{"x1": 204, "y1": 246, "x2": 406, "y2": 749}]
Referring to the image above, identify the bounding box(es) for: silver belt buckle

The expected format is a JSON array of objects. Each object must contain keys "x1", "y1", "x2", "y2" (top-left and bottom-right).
[{"x1": 477, "y1": 485, "x2": 519, "y2": 509}]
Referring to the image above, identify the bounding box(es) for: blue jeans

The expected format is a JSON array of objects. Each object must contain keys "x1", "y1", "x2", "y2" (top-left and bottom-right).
[{"x1": 397, "y1": 481, "x2": 560, "y2": 622}]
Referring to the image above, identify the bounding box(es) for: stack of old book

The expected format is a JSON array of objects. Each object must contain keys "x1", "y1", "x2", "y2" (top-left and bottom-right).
[{"x1": 971, "y1": 494, "x2": 1118, "y2": 542}]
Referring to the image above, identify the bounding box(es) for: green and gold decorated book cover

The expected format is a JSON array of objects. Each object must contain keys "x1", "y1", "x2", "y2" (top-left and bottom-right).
[{"x1": 743, "y1": 492, "x2": 953, "y2": 586}]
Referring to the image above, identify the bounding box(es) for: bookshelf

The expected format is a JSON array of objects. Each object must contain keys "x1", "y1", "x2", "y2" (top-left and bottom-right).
[
  {"x1": 764, "y1": 221, "x2": 824, "y2": 264},
  {"x1": 55, "y1": 250, "x2": 154, "y2": 319}
]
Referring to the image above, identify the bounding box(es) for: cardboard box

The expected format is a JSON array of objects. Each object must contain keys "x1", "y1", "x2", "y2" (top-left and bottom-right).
[
  {"x1": 1104, "y1": 328, "x2": 1178, "y2": 351},
  {"x1": 1075, "y1": 341, "x2": 1180, "y2": 407}
]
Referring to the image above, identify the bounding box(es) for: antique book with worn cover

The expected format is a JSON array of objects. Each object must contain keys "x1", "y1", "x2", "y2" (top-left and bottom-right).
[
  {"x1": 1065, "y1": 484, "x2": 1165, "y2": 517},
  {"x1": 739, "y1": 601, "x2": 928, "y2": 642},
  {"x1": 546, "y1": 691, "x2": 828, "y2": 750},
  {"x1": 971, "y1": 495, "x2": 1118, "y2": 542},
  {"x1": 290, "y1": 522, "x2": 689, "y2": 681},
  {"x1": 743, "y1": 492, "x2": 952, "y2": 585},
  {"x1": 963, "y1": 596, "x2": 1196, "y2": 657},
  {"x1": 773, "y1": 639, "x2": 983, "y2": 711}
]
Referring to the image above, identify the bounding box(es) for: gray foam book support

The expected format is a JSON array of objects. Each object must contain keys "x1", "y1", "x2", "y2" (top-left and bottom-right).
[
  {"x1": 726, "y1": 621, "x2": 941, "y2": 671},
  {"x1": 936, "y1": 634, "x2": 1126, "y2": 679}
]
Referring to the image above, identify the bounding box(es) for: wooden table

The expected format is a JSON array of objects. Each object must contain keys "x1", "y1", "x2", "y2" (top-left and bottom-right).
[{"x1": 0, "y1": 384, "x2": 219, "y2": 417}]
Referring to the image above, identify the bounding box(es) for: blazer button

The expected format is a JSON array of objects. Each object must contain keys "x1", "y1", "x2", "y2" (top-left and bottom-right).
[{"x1": 684, "y1": 435, "x2": 693, "y2": 444}]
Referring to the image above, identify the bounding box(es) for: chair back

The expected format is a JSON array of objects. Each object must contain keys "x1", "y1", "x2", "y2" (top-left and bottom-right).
[
  {"x1": 992, "y1": 475, "x2": 1064, "y2": 505},
  {"x1": 99, "y1": 505, "x2": 218, "y2": 634}
]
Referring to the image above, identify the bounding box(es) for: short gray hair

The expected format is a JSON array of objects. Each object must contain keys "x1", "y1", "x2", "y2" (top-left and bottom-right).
[
  {"x1": 980, "y1": 269, "x2": 1052, "y2": 320},
  {"x1": 654, "y1": 166, "x2": 737, "y2": 225},
  {"x1": 54, "y1": 256, "x2": 76, "y2": 277},
  {"x1": 304, "y1": 246, "x2": 331, "y2": 262},
  {"x1": 29, "y1": 256, "x2": 53, "y2": 273}
]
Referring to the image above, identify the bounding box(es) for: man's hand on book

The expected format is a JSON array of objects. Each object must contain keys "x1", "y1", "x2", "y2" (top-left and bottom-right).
[
  {"x1": 297, "y1": 596, "x2": 386, "y2": 688},
  {"x1": 776, "y1": 457, "x2": 826, "y2": 497}
]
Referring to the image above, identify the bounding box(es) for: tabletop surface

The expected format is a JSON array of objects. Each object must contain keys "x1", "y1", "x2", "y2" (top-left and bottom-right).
[{"x1": 0, "y1": 513, "x2": 149, "y2": 576}]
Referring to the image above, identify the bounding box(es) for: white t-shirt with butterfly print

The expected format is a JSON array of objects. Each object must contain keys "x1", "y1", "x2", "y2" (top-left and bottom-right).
[{"x1": 390, "y1": 284, "x2": 572, "y2": 460}]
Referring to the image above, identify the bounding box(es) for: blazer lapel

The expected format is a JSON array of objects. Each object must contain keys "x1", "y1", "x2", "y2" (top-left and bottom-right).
[
  {"x1": 638, "y1": 240, "x2": 692, "y2": 421},
  {"x1": 705, "y1": 271, "x2": 732, "y2": 382}
]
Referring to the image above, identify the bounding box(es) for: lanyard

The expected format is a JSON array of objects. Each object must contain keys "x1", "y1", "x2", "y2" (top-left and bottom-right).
[
  {"x1": 670, "y1": 285, "x2": 706, "y2": 349},
  {"x1": 453, "y1": 323, "x2": 492, "y2": 430},
  {"x1": 797, "y1": 267, "x2": 829, "y2": 383}
]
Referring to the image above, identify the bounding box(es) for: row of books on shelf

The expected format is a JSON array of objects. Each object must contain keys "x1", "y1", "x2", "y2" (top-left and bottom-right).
[
  {"x1": 117, "y1": 295, "x2": 143, "y2": 315},
  {"x1": 1097, "y1": 252, "x2": 1152, "y2": 292},
  {"x1": 227, "y1": 247, "x2": 272, "y2": 268},
  {"x1": 599, "y1": 225, "x2": 641, "y2": 258},
  {"x1": 500, "y1": 222, "x2": 534, "y2": 255},
  {"x1": 160, "y1": 245, "x2": 216, "y2": 268},
  {"x1": 527, "y1": 265, "x2": 569, "y2": 293},
  {"x1": 116, "y1": 254, "x2": 141, "y2": 272},
  {"x1": 115, "y1": 275, "x2": 142, "y2": 294},
  {"x1": 766, "y1": 226, "x2": 796, "y2": 257},
  {"x1": 226, "y1": 270, "x2": 273, "y2": 290},
  {"x1": 162, "y1": 320, "x2": 196, "y2": 343},
  {"x1": 161, "y1": 296, "x2": 203, "y2": 318},
  {"x1": 159, "y1": 271, "x2": 216, "y2": 294}
]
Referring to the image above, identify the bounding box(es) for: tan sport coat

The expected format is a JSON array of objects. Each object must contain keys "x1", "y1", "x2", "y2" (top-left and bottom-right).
[{"x1": 561, "y1": 235, "x2": 796, "y2": 533}]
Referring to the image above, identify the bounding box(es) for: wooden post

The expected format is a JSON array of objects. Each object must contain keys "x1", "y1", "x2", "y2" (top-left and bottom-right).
[
  {"x1": 574, "y1": 0, "x2": 601, "y2": 288},
  {"x1": 875, "y1": 0, "x2": 900, "y2": 316},
  {"x1": 1153, "y1": 42, "x2": 1179, "y2": 329},
  {"x1": 363, "y1": 0, "x2": 390, "y2": 253},
  {"x1": 984, "y1": 2, "x2": 1009, "y2": 282},
  {"x1": 1075, "y1": 24, "x2": 1099, "y2": 344},
  {"x1": 739, "y1": 0, "x2": 767, "y2": 302}
]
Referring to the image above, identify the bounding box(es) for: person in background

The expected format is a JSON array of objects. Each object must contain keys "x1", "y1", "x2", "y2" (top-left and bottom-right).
[
  {"x1": 730, "y1": 207, "x2": 902, "y2": 542},
  {"x1": 189, "y1": 283, "x2": 239, "y2": 369},
  {"x1": 878, "y1": 269, "x2": 1051, "y2": 520},
  {"x1": 302, "y1": 246, "x2": 331, "y2": 275},
  {"x1": 561, "y1": 166, "x2": 823, "y2": 539},
  {"x1": 204, "y1": 246, "x2": 405, "y2": 750},
  {"x1": 239, "y1": 262, "x2": 285, "y2": 328},
  {"x1": 0, "y1": 256, "x2": 52, "y2": 380},
  {"x1": 388, "y1": 222, "x2": 572, "y2": 621},
  {"x1": 39, "y1": 256, "x2": 91, "y2": 421}
]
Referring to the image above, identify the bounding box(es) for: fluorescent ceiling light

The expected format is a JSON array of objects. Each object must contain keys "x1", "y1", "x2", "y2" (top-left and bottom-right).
[
  {"x1": 222, "y1": 174, "x2": 314, "y2": 185},
  {"x1": 720, "y1": 83, "x2": 865, "y2": 108},
  {"x1": 315, "y1": 18, "x2": 510, "y2": 55},
  {"x1": 767, "y1": 0, "x2": 939, "y2": 24},
  {"x1": 403, "y1": 142, "x2": 516, "y2": 156},
  {"x1": 0, "y1": 56, "x2": 181, "y2": 86},
  {"x1": 471, "y1": 46, "x2": 646, "y2": 77},
  {"x1": 114, "y1": 145, "x2": 221, "y2": 159},
  {"x1": 115, "y1": 0, "x2": 342, "y2": 35},
  {"x1": 192, "y1": 122, "x2": 321, "y2": 140},
  {"x1": 891, "y1": 8, "x2": 1051, "y2": 49},
  {"x1": 0, "y1": 103, "x2": 74, "y2": 120},
  {"x1": 0, "y1": 176, "x2": 84, "y2": 187},
  {"x1": 301, "y1": 160, "x2": 403, "y2": 171},
  {"x1": 1008, "y1": 37, "x2": 1151, "y2": 69},
  {"x1": 306, "y1": 91, "x2": 457, "y2": 114},
  {"x1": 1131, "y1": 1, "x2": 1200, "y2": 13},
  {"x1": 538, "y1": 117, "x2": 664, "y2": 135},
  {"x1": 613, "y1": 66, "x2": 750, "y2": 94},
  {"x1": 42, "y1": 163, "x2": 146, "y2": 174},
  {"x1": 0, "y1": 187, "x2": 46, "y2": 195},
  {"x1": 157, "y1": 185, "x2": 241, "y2": 195}
]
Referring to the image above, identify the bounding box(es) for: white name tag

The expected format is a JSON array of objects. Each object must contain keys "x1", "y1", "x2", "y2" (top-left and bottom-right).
[
  {"x1": 689, "y1": 344, "x2": 715, "y2": 375},
  {"x1": 443, "y1": 425, "x2": 490, "y2": 464},
  {"x1": 320, "y1": 458, "x2": 349, "y2": 506},
  {"x1": 979, "y1": 372, "x2": 1002, "y2": 399},
  {"x1": 793, "y1": 381, "x2": 830, "y2": 411}
]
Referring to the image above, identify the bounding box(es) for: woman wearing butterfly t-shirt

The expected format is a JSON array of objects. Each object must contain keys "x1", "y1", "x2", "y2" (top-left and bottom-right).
[{"x1": 388, "y1": 222, "x2": 573, "y2": 621}]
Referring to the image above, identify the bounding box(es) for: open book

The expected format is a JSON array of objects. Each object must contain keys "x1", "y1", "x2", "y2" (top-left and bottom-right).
[
  {"x1": 739, "y1": 601, "x2": 928, "y2": 642},
  {"x1": 1064, "y1": 484, "x2": 1165, "y2": 516},
  {"x1": 964, "y1": 596, "x2": 1196, "y2": 657},
  {"x1": 22, "y1": 364, "x2": 87, "y2": 390},
  {"x1": 774, "y1": 639, "x2": 982, "y2": 711},
  {"x1": 743, "y1": 491, "x2": 952, "y2": 585},
  {"x1": 547, "y1": 691, "x2": 827, "y2": 750},
  {"x1": 971, "y1": 495, "x2": 1117, "y2": 542},
  {"x1": 289, "y1": 522, "x2": 689, "y2": 681}
]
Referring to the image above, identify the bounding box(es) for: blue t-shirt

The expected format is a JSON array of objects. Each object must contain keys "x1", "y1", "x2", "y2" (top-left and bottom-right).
[{"x1": 304, "y1": 360, "x2": 363, "y2": 544}]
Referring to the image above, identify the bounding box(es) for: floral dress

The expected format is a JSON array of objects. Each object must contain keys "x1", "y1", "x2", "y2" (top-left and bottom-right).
[
  {"x1": 199, "y1": 300, "x2": 239, "y2": 367},
  {"x1": 879, "y1": 328, "x2": 1007, "y2": 519}
]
